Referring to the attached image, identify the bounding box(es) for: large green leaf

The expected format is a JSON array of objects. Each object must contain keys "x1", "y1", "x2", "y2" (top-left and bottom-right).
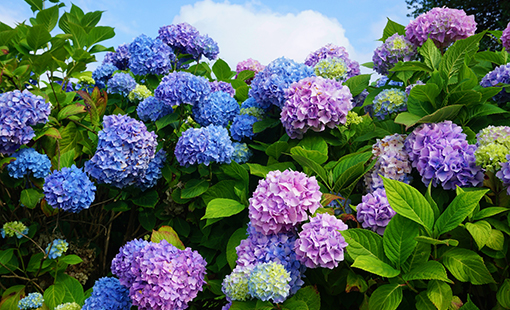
[
  {"x1": 343, "y1": 74, "x2": 371, "y2": 97},
  {"x1": 27, "y1": 24, "x2": 51, "y2": 50},
  {"x1": 380, "y1": 18, "x2": 406, "y2": 41},
  {"x1": 383, "y1": 214, "x2": 419, "y2": 269},
  {"x1": 246, "y1": 162, "x2": 296, "y2": 178},
  {"x1": 20, "y1": 188, "x2": 44, "y2": 209},
  {"x1": 226, "y1": 227, "x2": 247, "y2": 269},
  {"x1": 352, "y1": 255, "x2": 400, "y2": 278},
  {"x1": 465, "y1": 221, "x2": 492, "y2": 250},
  {"x1": 497, "y1": 279, "x2": 510, "y2": 309},
  {"x1": 419, "y1": 39, "x2": 441, "y2": 71},
  {"x1": 87, "y1": 26, "x2": 115, "y2": 48},
  {"x1": 181, "y1": 179, "x2": 210, "y2": 199},
  {"x1": 57, "y1": 273, "x2": 85, "y2": 305},
  {"x1": 202, "y1": 198, "x2": 245, "y2": 220},
  {"x1": 265, "y1": 141, "x2": 289, "y2": 160},
  {"x1": 332, "y1": 151, "x2": 372, "y2": 180},
  {"x1": 415, "y1": 292, "x2": 437, "y2": 310},
  {"x1": 407, "y1": 84, "x2": 439, "y2": 116},
  {"x1": 290, "y1": 146, "x2": 328, "y2": 165},
  {"x1": 486, "y1": 229, "x2": 504, "y2": 251},
  {"x1": 439, "y1": 32, "x2": 484, "y2": 82},
  {"x1": 212, "y1": 58, "x2": 233, "y2": 80},
  {"x1": 445, "y1": 90, "x2": 482, "y2": 106},
  {"x1": 341, "y1": 228, "x2": 384, "y2": 261},
  {"x1": 35, "y1": 5, "x2": 59, "y2": 32},
  {"x1": 290, "y1": 153, "x2": 328, "y2": 186},
  {"x1": 292, "y1": 286, "x2": 321, "y2": 310},
  {"x1": 427, "y1": 280, "x2": 453, "y2": 310},
  {"x1": 395, "y1": 105, "x2": 465, "y2": 130},
  {"x1": 403, "y1": 260, "x2": 452, "y2": 283},
  {"x1": 131, "y1": 190, "x2": 159, "y2": 208},
  {"x1": 67, "y1": 21, "x2": 88, "y2": 49},
  {"x1": 402, "y1": 242, "x2": 431, "y2": 273},
  {"x1": 414, "y1": 236, "x2": 458, "y2": 247},
  {"x1": 81, "y1": 11, "x2": 103, "y2": 28},
  {"x1": 298, "y1": 136, "x2": 328, "y2": 156},
  {"x1": 44, "y1": 284, "x2": 65, "y2": 310},
  {"x1": 391, "y1": 61, "x2": 434, "y2": 73},
  {"x1": 442, "y1": 248, "x2": 495, "y2": 285},
  {"x1": 368, "y1": 284, "x2": 403, "y2": 310},
  {"x1": 472, "y1": 207, "x2": 508, "y2": 221}
]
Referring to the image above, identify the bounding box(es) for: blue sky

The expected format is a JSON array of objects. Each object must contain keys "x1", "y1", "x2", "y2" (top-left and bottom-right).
[{"x1": 1, "y1": 0, "x2": 412, "y2": 72}]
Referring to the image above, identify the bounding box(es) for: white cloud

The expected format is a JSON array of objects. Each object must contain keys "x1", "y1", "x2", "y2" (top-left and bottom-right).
[
  {"x1": 173, "y1": 0, "x2": 356, "y2": 68},
  {"x1": 0, "y1": 3, "x2": 31, "y2": 27}
]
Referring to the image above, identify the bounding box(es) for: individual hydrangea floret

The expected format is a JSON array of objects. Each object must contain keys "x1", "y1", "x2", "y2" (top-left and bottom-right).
[
  {"x1": 247, "y1": 262, "x2": 291, "y2": 304},
  {"x1": 222, "y1": 265, "x2": 253, "y2": 302},
  {"x1": 136, "y1": 149, "x2": 167, "y2": 191},
  {"x1": 54, "y1": 302, "x2": 81, "y2": 310},
  {"x1": 497, "y1": 154, "x2": 510, "y2": 195},
  {"x1": 128, "y1": 84, "x2": 152, "y2": 102},
  {"x1": 45, "y1": 239, "x2": 69, "y2": 259},
  {"x1": 249, "y1": 170, "x2": 322, "y2": 235},
  {"x1": 128, "y1": 34, "x2": 175, "y2": 76},
  {"x1": 85, "y1": 114, "x2": 158, "y2": 189},
  {"x1": 356, "y1": 188, "x2": 396, "y2": 235},
  {"x1": 137, "y1": 96, "x2": 173, "y2": 122},
  {"x1": 129, "y1": 240, "x2": 207, "y2": 310},
  {"x1": 230, "y1": 114, "x2": 258, "y2": 141},
  {"x1": 281, "y1": 76, "x2": 353, "y2": 139},
  {"x1": 155, "y1": 71, "x2": 211, "y2": 107},
  {"x1": 231, "y1": 142, "x2": 253, "y2": 164},
  {"x1": 236, "y1": 58, "x2": 265, "y2": 83},
  {"x1": 364, "y1": 134, "x2": 413, "y2": 192},
  {"x1": 313, "y1": 57, "x2": 349, "y2": 81},
  {"x1": 503, "y1": 22, "x2": 510, "y2": 51},
  {"x1": 92, "y1": 63, "x2": 118, "y2": 89},
  {"x1": 371, "y1": 88, "x2": 407, "y2": 120},
  {"x1": 475, "y1": 126, "x2": 510, "y2": 171},
  {"x1": 404, "y1": 121, "x2": 484, "y2": 190},
  {"x1": 294, "y1": 213, "x2": 349, "y2": 269},
  {"x1": 82, "y1": 277, "x2": 131, "y2": 310},
  {"x1": 480, "y1": 63, "x2": 510, "y2": 104},
  {"x1": 111, "y1": 238, "x2": 150, "y2": 287},
  {"x1": 18, "y1": 292, "x2": 43, "y2": 310},
  {"x1": 210, "y1": 81, "x2": 235, "y2": 97},
  {"x1": 107, "y1": 73, "x2": 137, "y2": 97},
  {"x1": 249, "y1": 57, "x2": 314, "y2": 110},
  {"x1": 103, "y1": 43, "x2": 130, "y2": 70},
  {"x1": 304, "y1": 44, "x2": 360, "y2": 79},
  {"x1": 192, "y1": 91, "x2": 240, "y2": 127},
  {"x1": 175, "y1": 125, "x2": 234, "y2": 166},
  {"x1": 405, "y1": 7, "x2": 477, "y2": 49},
  {"x1": 0, "y1": 90, "x2": 51, "y2": 154},
  {"x1": 44, "y1": 165, "x2": 96, "y2": 213},
  {"x1": 7, "y1": 148, "x2": 51, "y2": 179},
  {"x1": 1, "y1": 221, "x2": 28, "y2": 238},
  {"x1": 373, "y1": 33, "x2": 417, "y2": 75}
]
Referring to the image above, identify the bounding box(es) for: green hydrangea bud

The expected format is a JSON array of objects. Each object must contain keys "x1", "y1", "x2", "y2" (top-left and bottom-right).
[
  {"x1": 1, "y1": 221, "x2": 28, "y2": 238},
  {"x1": 345, "y1": 111, "x2": 363, "y2": 126},
  {"x1": 128, "y1": 85, "x2": 152, "y2": 102},
  {"x1": 314, "y1": 57, "x2": 348, "y2": 81},
  {"x1": 55, "y1": 302, "x2": 81, "y2": 310},
  {"x1": 475, "y1": 143, "x2": 509, "y2": 171}
]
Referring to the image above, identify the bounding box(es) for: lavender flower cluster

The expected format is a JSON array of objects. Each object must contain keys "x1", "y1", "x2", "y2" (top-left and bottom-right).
[
  {"x1": 158, "y1": 22, "x2": 219, "y2": 61},
  {"x1": 82, "y1": 277, "x2": 131, "y2": 310},
  {"x1": 155, "y1": 71, "x2": 211, "y2": 107},
  {"x1": 304, "y1": 44, "x2": 360, "y2": 79},
  {"x1": 192, "y1": 91, "x2": 240, "y2": 127},
  {"x1": 373, "y1": 33, "x2": 417, "y2": 75},
  {"x1": 210, "y1": 81, "x2": 235, "y2": 97},
  {"x1": 103, "y1": 43, "x2": 130, "y2": 70},
  {"x1": 503, "y1": 22, "x2": 510, "y2": 51},
  {"x1": 497, "y1": 155, "x2": 510, "y2": 195},
  {"x1": 281, "y1": 76, "x2": 353, "y2": 139},
  {"x1": 480, "y1": 63, "x2": 510, "y2": 104},
  {"x1": 356, "y1": 188, "x2": 396, "y2": 235},
  {"x1": 236, "y1": 58, "x2": 265, "y2": 83},
  {"x1": 7, "y1": 148, "x2": 51, "y2": 179},
  {"x1": 128, "y1": 34, "x2": 175, "y2": 76}
]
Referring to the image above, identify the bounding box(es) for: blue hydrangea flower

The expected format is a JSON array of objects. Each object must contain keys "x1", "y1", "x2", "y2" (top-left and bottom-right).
[
  {"x1": 103, "y1": 43, "x2": 131, "y2": 70},
  {"x1": 136, "y1": 149, "x2": 166, "y2": 191},
  {"x1": 192, "y1": 91, "x2": 240, "y2": 127},
  {"x1": 230, "y1": 114, "x2": 258, "y2": 141},
  {"x1": 111, "y1": 238, "x2": 150, "y2": 287},
  {"x1": 1, "y1": 221, "x2": 28, "y2": 238},
  {"x1": 155, "y1": 71, "x2": 211, "y2": 107},
  {"x1": 85, "y1": 114, "x2": 158, "y2": 189},
  {"x1": 375, "y1": 76, "x2": 404, "y2": 87},
  {"x1": 137, "y1": 96, "x2": 173, "y2": 122},
  {"x1": 18, "y1": 292, "x2": 43, "y2": 310},
  {"x1": 210, "y1": 81, "x2": 235, "y2": 97},
  {"x1": 371, "y1": 88, "x2": 407, "y2": 120},
  {"x1": 0, "y1": 90, "x2": 51, "y2": 154},
  {"x1": 175, "y1": 125, "x2": 234, "y2": 166},
  {"x1": 56, "y1": 80, "x2": 75, "y2": 92},
  {"x1": 232, "y1": 142, "x2": 252, "y2": 164},
  {"x1": 82, "y1": 277, "x2": 131, "y2": 310},
  {"x1": 45, "y1": 239, "x2": 69, "y2": 259},
  {"x1": 107, "y1": 73, "x2": 137, "y2": 97},
  {"x1": 92, "y1": 63, "x2": 118, "y2": 89},
  {"x1": 480, "y1": 63, "x2": 510, "y2": 104},
  {"x1": 304, "y1": 44, "x2": 360, "y2": 79},
  {"x1": 7, "y1": 148, "x2": 51, "y2": 179},
  {"x1": 247, "y1": 262, "x2": 291, "y2": 303},
  {"x1": 249, "y1": 57, "x2": 314, "y2": 109},
  {"x1": 128, "y1": 34, "x2": 175, "y2": 76},
  {"x1": 43, "y1": 165, "x2": 96, "y2": 213},
  {"x1": 199, "y1": 34, "x2": 220, "y2": 60},
  {"x1": 158, "y1": 23, "x2": 219, "y2": 61}
]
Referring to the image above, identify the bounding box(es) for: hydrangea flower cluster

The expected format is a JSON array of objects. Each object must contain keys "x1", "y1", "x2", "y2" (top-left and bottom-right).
[
  {"x1": 158, "y1": 22, "x2": 219, "y2": 60},
  {"x1": 111, "y1": 238, "x2": 150, "y2": 287},
  {"x1": 230, "y1": 114, "x2": 259, "y2": 141},
  {"x1": 175, "y1": 125, "x2": 234, "y2": 166},
  {"x1": 198, "y1": 34, "x2": 220, "y2": 60},
  {"x1": 480, "y1": 63, "x2": 510, "y2": 104},
  {"x1": 373, "y1": 33, "x2": 417, "y2": 75},
  {"x1": 76, "y1": 76, "x2": 96, "y2": 92},
  {"x1": 0, "y1": 90, "x2": 51, "y2": 154},
  {"x1": 294, "y1": 213, "x2": 349, "y2": 269},
  {"x1": 128, "y1": 34, "x2": 175, "y2": 76},
  {"x1": 304, "y1": 44, "x2": 360, "y2": 79},
  {"x1": 137, "y1": 96, "x2": 173, "y2": 122},
  {"x1": 248, "y1": 170, "x2": 322, "y2": 235},
  {"x1": 503, "y1": 22, "x2": 510, "y2": 51},
  {"x1": 404, "y1": 121, "x2": 484, "y2": 190},
  {"x1": 82, "y1": 277, "x2": 131, "y2": 310},
  {"x1": 1, "y1": 221, "x2": 28, "y2": 238},
  {"x1": 92, "y1": 63, "x2": 118, "y2": 89},
  {"x1": 345, "y1": 111, "x2": 364, "y2": 126},
  {"x1": 107, "y1": 73, "x2": 137, "y2": 97},
  {"x1": 129, "y1": 240, "x2": 207, "y2": 310},
  {"x1": 281, "y1": 76, "x2": 353, "y2": 139},
  {"x1": 128, "y1": 84, "x2": 152, "y2": 102},
  {"x1": 475, "y1": 126, "x2": 510, "y2": 171},
  {"x1": 85, "y1": 114, "x2": 158, "y2": 189},
  {"x1": 45, "y1": 239, "x2": 69, "y2": 259},
  {"x1": 497, "y1": 155, "x2": 510, "y2": 195},
  {"x1": 44, "y1": 165, "x2": 96, "y2": 213},
  {"x1": 222, "y1": 265, "x2": 253, "y2": 302},
  {"x1": 313, "y1": 57, "x2": 348, "y2": 81},
  {"x1": 356, "y1": 188, "x2": 396, "y2": 235},
  {"x1": 236, "y1": 58, "x2": 265, "y2": 83},
  {"x1": 247, "y1": 262, "x2": 291, "y2": 303},
  {"x1": 210, "y1": 81, "x2": 235, "y2": 97},
  {"x1": 371, "y1": 88, "x2": 407, "y2": 120},
  {"x1": 103, "y1": 43, "x2": 130, "y2": 70},
  {"x1": 55, "y1": 302, "x2": 81, "y2": 310},
  {"x1": 232, "y1": 142, "x2": 253, "y2": 164},
  {"x1": 7, "y1": 148, "x2": 51, "y2": 179},
  {"x1": 405, "y1": 7, "x2": 477, "y2": 48},
  {"x1": 136, "y1": 149, "x2": 167, "y2": 191},
  {"x1": 364, "y1": 134, "x2": 413, "y2": 192},
  {"x1": 155, "y1": 71, "x2": 211, "y2": 107},
  {"x1": 192, "y1": 91, "x2": 240, "y2": 127},
  {"x1": 249, "y1": 57, "x2": 314, "y2": 109},
  {"x1": 17, "y1": 292, "x2": 43, "y2": 310}
]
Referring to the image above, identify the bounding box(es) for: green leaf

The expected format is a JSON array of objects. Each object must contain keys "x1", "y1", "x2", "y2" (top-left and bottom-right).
[
  {"x1": 403, "y1": 260, "x2": 453, "y2": 283},
  {"x1": 57, "y1": 273, "x2": 85, "y2": 305},
  {"x1": 368, "y1": 283, "x2": 403, "y2": 310},
  {"x1": 253, "y1": 118, "x2": 280, "y2": 133},
  {"x1": 497, "y1": 278, "x2": 510, "y2": 309},
  {"x1": 382, "y1": 177, "x2": 434, "y2": 235},
  {"x1": 459, "y1": 296, "x2": 481, "y2": 310},
  {"x1": 414, "y1": 236, "x2": 459, "y2": 247},
  {"x1": 415, "y1": 291, "x2": 437, "y2": 310},
  {"x1": 81, "y1": 11, "x2": 103, "y2": 28},
  {"x1": 0, "y1": 249, "x2": 14, "y2": 267},
  {"x1": 465, "y1": 221, "x2": 492, "y2": 250},
  {"x1": 381, "y1": 18, "x2": 406, "y2": 41},
  {"x1": 87, "y1": 26, "x2": 115, "y2": 48},
  {"x1": 341, "y1": 228, "x2": 384, "y2": 261},
  {"x1": 44, "y1": 285, "x2": 65, "y2": 310},
  {"x1": 282, "y1": 299, "x2": 309, "y2": 310},
  {"x1": 212, "y1": 59, "x2": 233, "y2": 80},
  {"x1": 155, "y1": 112, "x2": 180, "y2": 131},
  {"x1": 486, "y1": 229, "x2": 504, "y2": 251},
  {"x1": 290, "y1": 146, "x2": 328, "y2": 165},
  {"x1": 25, "y1": 0, "x2": 44, "y2": 12},
  {"x1": 226, "y1": 227, "x2": 246, "y2": 269},
  {"x1": 442, "y1": 248, "x2": 495, "y2": 285},
  {"x1": 151, "y1": 226, "x2": 185, "y2": 249},
  {"x1": 59, "y1": 149, "x2": 75, "y2": 168},
  {"x1": 246, "y1": 162, "x2": 296, "y2": 178},
  {"x1": 202, "y1": 198, "x2": 245, "y2": 220},
  {"x1": 333, "y1": 151, "x2": 372, "y2": 180},
  {"x1": 407, "y1": 84, "x2": 439, "y2": 116},
  {"x1": 427, "y1": 280, "x2": 453, "y2": 310},
  {"x1": 417, "y1": 104, "x2": 464, "y2": 124},
  {"x1": 446, "y1": 90, "x2": 482, "y2": 106},
  {"x1": 391, "y1": 61, "x2": 433, "y2": 73},
  {"x1": 346, "y1": 269, "x2": 369, "y2": 293},
  {"x1": 469, "y1": 104, "x2": 508, "y2": 119},
  {"x1": 394, "y1": 112, "x2": 422, "y2": 128},
  {"x1": 131, "y1": 190, "x2": 159, "y2": 208},
  {"x1": 298, "y1": 136, "x2": 328, "y2": 155},
  {"x1": 221, "y1": 161, "x2": 249, "y2": 188},
  {"x1": 434, "y1": 189, "x2": 488, "y2": 237},
  {"x1": 293, "y1": 286, "x2": 320, "y2": 310},
  {"x1": 332, "y1": 161, "x2": 365, "y2": 193},
  {"x1": 181, "y1": 179, "x2": 209, "y2": 199},
  {"x1": 35, "y1": 5, "x2": 59, "y2": 32},
  {"x1": 67, "y1": 21, "x2": 88, "y2": 49},
  {"x1": 403, "y1": 242, "x2": 431, "y2": 273},
  {"x1": 59, "y1": 254, "x2": 83, "y2": 265},
  {"x1": 383, "y1": 214, "x2": 419, "y2": 269},
  {"x1": 20, "y1": 188, "x2": 44, "y2": 209},
  {"x1": 138, "y1": 209, "x2": 156, "y2": 231},
  {"x1": 351, "y1": 255, "x2": 400, "y2": 278},
  {"x1": 266, "y1": 141, "x2": 289, "y2": 160},
  {"x1": 89, "y1": 44, "x2": 114, "y2": 54},
  {"x1": 236, "y1": 70, "x2": 255, "y2": 81},
  {"x1": 475, "y1": 50, "x2": 507, "y2": 66},
  {"x1": 420, "y1": 39, "x2": 442, "y2": 71},
  {"x1": 472, "y1": 207, "x2": 508, "y2": 221},
  {"x1": 59, "y1": 122, "x2": 79, "y2": 155},
  {"x1": 343, "y1": 74, "x2": 371, "y2": 97},
  {"x1": 27, "y1": 24, "x2": 51, "y2": 50},
  {"x1": 439, "y1": 32, "x2": 484, "y2": 82},
  {"x1": 290, "y1": 153, "x2": 328, "y2": 186}
]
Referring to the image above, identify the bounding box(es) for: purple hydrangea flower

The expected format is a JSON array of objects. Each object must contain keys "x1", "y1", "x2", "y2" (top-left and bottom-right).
[
  {"x1": 352, "y1": 89, "x2": 369, "y2": 108},
  {"x1": 43, "y1": 165, "x2": 96, "y2": 213},
  {"x1": 404, "y1": 121, "x2": 484, "y2": 190},
  {"x1": 136, "y1": 149, "x2": 167, "y2": 191},
  {"x1": 373, "y1": 33, "x2": 417, "y2": 75},
  {"x1": 364, "y1": 134, "x2": 413, "y2": 192},
  {"x1": 496, "y1": 155, "x2": 510, "y2": 195},
  {"x1": 247, "y1": 262, "x2": 291, "y2": 304},
  {"x1": 405, "y1": 7, "x2": 477, "y2": 49},
  {"x1": 192, "y1": 91, "x2": 240, "y2": 127},
  {"x1": 111, "y1": 238, "x2": 150, "y2": 287},
  {"x1": 248, "y1": 170, "x2": 322, "y2": 235},
  {"x1": 137, "y1": 96, "x2": 173, "y2": 122},
  {"x1": 210, "y1": 81, "x2": 235, "y2": 97},
  {"x1": 304, "y1": 44, "x2": 360, "y2": 79},
  {"x1": 82, "y1": 277, "x2": 131, "y2": 310},
  {"x1": 155, "y1": 71, "x2": 211, "y2": 107},
  {"x1": 249, "y1": 57, "x2": 314, "y2": 110},
  {"x1": 0, "y1": 90, "x2": 51, "y2": 154},
  {"x1": 103, "y1": 44, "x2": 131, "y2": 70},
  {"x1": 230, "y1": 114, "x2": 258, "y2": 141},
  {"x1": 480, "y1": 63, "x2": 510, "y2": 104},
  {"x1": 85, "y1": 114, "x2": 158, "y2": 189},
  {"x1": 294, "y1": 213, "x2": 349, "y2": 269},
  {"x1": 236, "y1": 58, "x2": 265, "y2": 83},
  {"x1": 129, "y1": 240, "x2": 207, "y2": 310},
  {"x1": 232, "y1": 142, "x2": 252, "y2": 164},
  {"x1": 175, "y1": 125, "x2": 234, "y2": 166},
  {"x1": 107, "y1": 73, "x2": 137, "y2": 97},
  {"x1": 158, "y1": 23, "x2": 219, "y2": 61},
  {"x1": 503, "y1": 22, "x2": 510, "y2": 51},
  {"x1": 128, "y1": 34, "x2": 175, "y2": 76},
  {"x1": 356, "y1": 188, "x2": 396, "y2": 235},
  {"x1": 281, "y1": 76, "x2": 353, "y2": 139},
  {"x1": 7, "y1": 148, "x2": 51, "y2": 179},
  {"x1": 92, "y1": 63, "x2": 118, "y2": 89},
  {"x1": 370, "y1": 88, "x2": 407, "y2": 120}
]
